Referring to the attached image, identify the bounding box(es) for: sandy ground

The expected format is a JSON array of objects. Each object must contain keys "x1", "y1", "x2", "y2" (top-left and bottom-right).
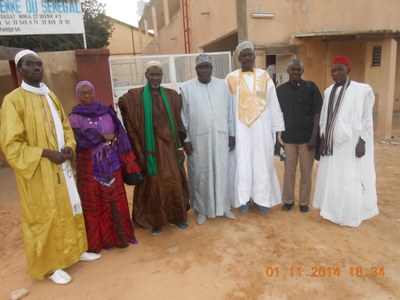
[{"x1": 1, "y1": 124, "x2": 400, "y2": 300}]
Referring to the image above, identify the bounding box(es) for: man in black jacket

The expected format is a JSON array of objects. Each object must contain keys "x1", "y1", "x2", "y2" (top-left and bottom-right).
[{"x1": 276, "y1": 59, "x2": 323, "y2": 213}]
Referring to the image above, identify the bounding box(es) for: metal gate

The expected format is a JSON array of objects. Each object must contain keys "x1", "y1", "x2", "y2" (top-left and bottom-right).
[{"x1": 109, "y1": 52, "x2": 232, "y2": 111}]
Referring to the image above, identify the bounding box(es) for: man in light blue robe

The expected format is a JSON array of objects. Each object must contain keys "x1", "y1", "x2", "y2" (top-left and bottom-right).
[{"x1": 180, "y1": 54, "x2": 236, "y2": 225}]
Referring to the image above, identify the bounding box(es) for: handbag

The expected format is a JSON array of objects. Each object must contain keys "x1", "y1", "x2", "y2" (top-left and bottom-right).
[
  {"x1": 123, "y1": 171, "x2": 142, "y2": 185},
  {"x1": 119, "y1": 151, "x2": 142, "y2": 185}
]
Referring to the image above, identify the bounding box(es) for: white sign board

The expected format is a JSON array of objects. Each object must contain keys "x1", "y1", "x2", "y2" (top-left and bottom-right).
[{"x1": 0, "y1": 0, "x2": 84, "y2": 35}]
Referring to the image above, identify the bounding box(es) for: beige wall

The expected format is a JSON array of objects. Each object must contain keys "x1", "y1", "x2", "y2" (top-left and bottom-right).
[
  {"x1": 39, "y1": 51, "x2": 79, "y2": 114},
  {"x1": 295, "y1": 38, "x2": 327, "y2": 93},
  {"x1": 140, "y1": 0, "x2": 399, "y2": 139},
  {"x1": 108, "y1": 22, "x2": 136, "y2": 54},
  {"x1": 0, "y1": 51, "x2": 78, "y2": 162},
  {"x1": 291, "y1": 39, "x2": 369, "y2": 96},
  {"x1": 142, "y1": 0, "x2": 400, "y2": 65},
  {"x1": 108, "y1": 20, "x2": 153, "y2": 55},
  {"x1": 375, "y1": 39, "x2": 397, "y2": 138},
  {"x1": 143, "y1": 0, "x2": 237, "y2": 54},
  {"x1": 326, "y1": 41, "x2": 367, "y2": 84},
  {"x1": 140, "y1": 1, "x2": 400, "y2": 95},
  {"x1": 0, "y1": 51, "x2": 78, "y2": 114},
  {"x1": 0, "y1": 61, "x2": 15, "y2": 104},
  {"x1": 0, "y1": 60, "x2": 16, "y2": 163},
  {"x1": 142, "y1": 11, "x2": 186, "y2": 54},
  {"x1": 247, "y1": 0, "x2": 400, "y2": 46},
  {"x1": 395, "y1": 45, "x2": 400, "y2": 111},
  {"x1": 188, "y1": 0, "x2": 237, "y2": 51},
  {"x1": 365, "y1": 42, "x2": 385, "y2": 111},
  {"x1": 294, "y1": 38, "x2": 400, "y2": 114}
]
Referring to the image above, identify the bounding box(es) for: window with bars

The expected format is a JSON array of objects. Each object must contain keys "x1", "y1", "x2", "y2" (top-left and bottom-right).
[{"x1": 371, "y1": 46, "x2": 382, "y2": 67}]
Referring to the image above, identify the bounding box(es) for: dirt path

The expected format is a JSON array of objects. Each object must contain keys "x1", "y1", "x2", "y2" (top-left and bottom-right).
[{"x1": 1, "y1": 139, "x2": 399, "y2": 299}]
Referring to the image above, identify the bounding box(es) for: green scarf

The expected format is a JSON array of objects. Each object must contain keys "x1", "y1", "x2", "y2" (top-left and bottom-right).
[{"x1": 143, "y1": 83, "x2": 179, "y2": 175}]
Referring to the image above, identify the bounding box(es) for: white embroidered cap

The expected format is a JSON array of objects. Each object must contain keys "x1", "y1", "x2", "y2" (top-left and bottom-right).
[
  {"x1": 236, "y1": 41, "x2": 254, "y2": 55},
  {"x1": 15, "y1": 49, "x2": 39, "y2": 65},
  {"x1": 146, "y1": 60, "x2": 162, "y2": 69}
]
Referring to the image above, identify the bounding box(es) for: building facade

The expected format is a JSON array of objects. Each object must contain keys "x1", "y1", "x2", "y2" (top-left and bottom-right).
[
  {"x1": 107, "y1": 17, "x2": 154, "y2": 55},
  {"x1": 138, "y1": 0, "x2": 400, "y2": 139}
]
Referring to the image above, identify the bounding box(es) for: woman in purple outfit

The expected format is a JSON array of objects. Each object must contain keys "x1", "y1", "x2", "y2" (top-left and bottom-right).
[{"x1": 69, "y1": 81, "x2": 140, "y2": 253}]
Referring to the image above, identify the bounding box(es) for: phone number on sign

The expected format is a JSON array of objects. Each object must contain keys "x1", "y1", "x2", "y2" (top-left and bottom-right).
[{"x1": 265, "y1": 266, "x2": 385, "y2": 278}]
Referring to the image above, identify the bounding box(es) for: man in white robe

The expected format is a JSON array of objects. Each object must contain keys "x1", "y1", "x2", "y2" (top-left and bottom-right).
[
  {"x1": 180, "y1": 54, "x2": 236, "y2": 224},
  {"x1": 226, "y1": 41, "x2": 285, "y2": 214},
  {"x1": 313, "y1": 55, "x2": 378, "y2": 227}
]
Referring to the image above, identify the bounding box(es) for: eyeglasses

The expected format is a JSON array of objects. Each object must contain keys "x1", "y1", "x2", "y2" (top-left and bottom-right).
[{"x1": 79, "y1": 90, "x2": 94, "y2": 96}]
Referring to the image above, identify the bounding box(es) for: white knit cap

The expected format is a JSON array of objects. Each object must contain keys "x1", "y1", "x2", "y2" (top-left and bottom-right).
[
  {"x1": 15, "y1": 49, "x2": 39, "y2": 65},
  {"x1": 236, "y1": 41, "x2": 254, "y2": 55},
  {"x1": 146, "y1": 60, "x2": 162, "y2": 69}
]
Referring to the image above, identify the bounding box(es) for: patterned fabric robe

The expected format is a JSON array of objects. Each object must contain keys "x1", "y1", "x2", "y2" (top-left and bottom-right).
[{"x1": 118, "y1": 87, "x2": 189, "y2": 228}]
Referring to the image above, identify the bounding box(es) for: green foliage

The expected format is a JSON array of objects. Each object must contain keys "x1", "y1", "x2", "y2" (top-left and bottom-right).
[
  {"x1": 0, "y1": 0, "x2": 113, "y2": 51},
  {"x1": 81, "y1": 0, "x2": 113, "y2": 49}
]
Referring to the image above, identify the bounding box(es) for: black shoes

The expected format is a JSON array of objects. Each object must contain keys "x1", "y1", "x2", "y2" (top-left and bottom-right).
[
  {"x1": 282, "y1": 203, "x2": 294, "y2": 211},
  {"x1": 282, "y1": 203, "x2": 309, "y2": 213},
  {"x1": 170, "y1": 221, "x2": 190, "y2": 230},
  {"x1": 152, "y1": 227, "x2": 162, "y2": 235},
  {"x1": 299, "y1": 205, "x2": 309, "y2": 213}
]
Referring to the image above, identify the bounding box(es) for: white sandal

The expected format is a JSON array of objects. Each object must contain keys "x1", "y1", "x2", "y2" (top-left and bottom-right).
[
  {"x1": 80, "y1": 252, "x2": 101, "y2": 262},
  {"x1": 48, "y1": 269, "x2": 72, "y2": 285}
]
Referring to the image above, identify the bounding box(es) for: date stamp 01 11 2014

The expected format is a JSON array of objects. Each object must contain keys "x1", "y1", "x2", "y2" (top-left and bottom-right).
[{"x1": 265, "y1": 266, "x2": 385, "y2": 279}]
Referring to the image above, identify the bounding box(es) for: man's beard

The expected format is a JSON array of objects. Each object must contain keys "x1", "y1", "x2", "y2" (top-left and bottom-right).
[{"x1": 150, "y1": 83, "x2": 160, "y2": 89}]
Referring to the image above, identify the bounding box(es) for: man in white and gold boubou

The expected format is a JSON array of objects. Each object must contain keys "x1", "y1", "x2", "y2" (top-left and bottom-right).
[{"x1": 226, "y1": 41, "x2": 285, "y2": 214}]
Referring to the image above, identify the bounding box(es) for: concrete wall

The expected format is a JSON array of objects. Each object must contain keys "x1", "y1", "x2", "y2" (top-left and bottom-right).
[
  {"x1": 365, "y1": 42, "x2": 385, "y2": 112},
  {"x1": 295, "y1": 38, "x2": 327, "y2": 93},
  {"x1": 142, "y1": 11, "x2": 186, "y2": 54},
  {"x1": 143, "y1": 0, "x2": 237, "y2": 55},
  {"x1": 295, "y1": 38, "x2": 399, "y2": 139},
  {"x1": 0, "y1": 61, "x2": 16, "y2": 106},
  {"x1": 39, "y1": 51, "x2": 79, "y2": 114},
  {"x1": 247, "y1": 0, "x2": 400, "y2": 46},
  {"x1": 0, "y1": 60, "x2": 15, "y2": 163},
  {"x1": 395, "y1": 45, "x2": 400, "y2": 110},
  {"x1": 75, "y1": 49, "x2": 113, "y2": 107},
  {"x1": 141, "y1": 0, "x2": 400, "y2": 86},
  {"x1": 0, "y1": 50, "x2": 78, "y2": 162},
  {"x1": 0, "y1": 49, "x2": 115, "y2": 163},
  {"x1": 108, "y1": 20, "x2": 154, "y2": 55},
  {"x1": 294, "y1": 38, "x2": 399, "y2": 114},
  {"x1": 0, "y1": 51, "x2": 78, "y2": 114},
  {"x1": 326, "y1": 41, "x2": 367, "y2": 85},
  {"x1": 187, "y1": 0, "x2": 237, "y2": 51}
]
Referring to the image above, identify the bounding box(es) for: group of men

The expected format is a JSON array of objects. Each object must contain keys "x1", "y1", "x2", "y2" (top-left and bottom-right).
[
  {"x1": 177, "y1": 41, "x2": 378, "y2": 229},
  {"x1": 0, "y1": 41, "x2": 379, "y2": 284}
]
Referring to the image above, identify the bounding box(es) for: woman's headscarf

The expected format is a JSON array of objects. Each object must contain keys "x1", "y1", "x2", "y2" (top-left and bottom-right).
[
  {"x1": 75, "y1": 80, "x2": 96, "y2": 102},
  {"x1": 72, "y1": 80, "x2": 108, "y2": 116},
  {"x1": 70, "y1": 80, "x2": 140, "y2": 186}
]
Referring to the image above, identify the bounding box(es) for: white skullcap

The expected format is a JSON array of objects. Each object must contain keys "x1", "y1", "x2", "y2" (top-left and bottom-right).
[
  {"x1": 146, "y1": 60, "x2": 162, "y2": 69},
  {"x1": 15, "y1": 49, "x2": 39, "y2": 65},
  {"x1": 236, "y1": 41, "x2": 254, "y2": 55},
  {"x1": 195, "y1": 54, "x2": 212, "y2": 65}
]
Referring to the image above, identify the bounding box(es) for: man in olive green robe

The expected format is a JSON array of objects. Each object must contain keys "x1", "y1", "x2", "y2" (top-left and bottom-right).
[{"x1": 0, "y1": 50, "x2": 99, "y2": 284}]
